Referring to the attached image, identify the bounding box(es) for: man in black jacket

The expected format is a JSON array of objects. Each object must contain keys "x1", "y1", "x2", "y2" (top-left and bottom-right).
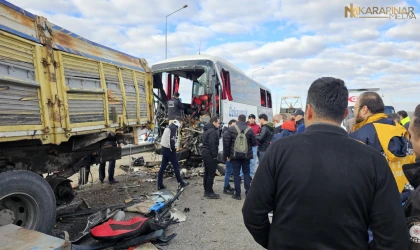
[
  {"x1": 202, "y1": 117, "x2": 221, "y2": 199},
  {"x1": 256, "y1": 114, "x2": 273, "y2": 161},
  {"x1": 168, "y1": 92, "x2": 184, "y2": 120},
  {"x1": 242, "y1": 77, "x2": 409, "y2": 250},
  {"x1": 223, "y1": 114, "x2": 257, "y2": 200},
  {"x1": 402, "y1": 104, "x2": 420, "y2": 249}
]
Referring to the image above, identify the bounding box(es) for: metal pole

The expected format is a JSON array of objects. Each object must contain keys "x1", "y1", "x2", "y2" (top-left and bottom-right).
[
  {"x1": 252, "y1": 67, "x2": 264, "y2": 78},
  {"x1": 165, "y1": 5, "x2": 188, "y2": 59}
]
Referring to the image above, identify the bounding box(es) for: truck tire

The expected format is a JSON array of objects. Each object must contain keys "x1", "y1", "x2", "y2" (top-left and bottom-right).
[{"x1": 0, "y1": 170, "x2": 56, "y2": 234}]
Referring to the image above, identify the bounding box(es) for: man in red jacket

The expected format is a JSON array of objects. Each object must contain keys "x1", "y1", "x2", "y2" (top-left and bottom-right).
[{"x1": 247, "y1": 114, "x2": 260, "y2": 178}]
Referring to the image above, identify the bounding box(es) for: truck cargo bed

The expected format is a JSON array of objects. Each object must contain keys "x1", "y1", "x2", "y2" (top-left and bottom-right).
[{"x1": 0, "y1": 0, "x2": 154, "y2": 145}]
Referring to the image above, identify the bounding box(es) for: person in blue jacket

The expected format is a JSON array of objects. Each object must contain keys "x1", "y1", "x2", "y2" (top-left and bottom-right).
[{"x1": 292, "y1": 110, "x2": 305, "y2": 133}]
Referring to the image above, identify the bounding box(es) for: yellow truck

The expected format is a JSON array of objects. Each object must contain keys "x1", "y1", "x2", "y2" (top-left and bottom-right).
[{"x1": 0, "y1": 0, "x2": 154, "y2": 233}]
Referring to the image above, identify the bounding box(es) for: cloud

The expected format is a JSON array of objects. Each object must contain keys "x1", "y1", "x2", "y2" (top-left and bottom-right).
[
  {"x1": 203, "y1": 36, "x2": 327, "y2": 65},
  {"x1": 6, "y1": 0, "x2": 419, "y2": 112},
  {"x1": 386, "y1": 21, "x2": 420, "y2": 41}
]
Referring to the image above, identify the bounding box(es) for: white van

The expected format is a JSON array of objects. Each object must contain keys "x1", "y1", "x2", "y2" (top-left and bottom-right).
[{"x1": 342, "y1": 88, "x2": 396, "y2": 131}]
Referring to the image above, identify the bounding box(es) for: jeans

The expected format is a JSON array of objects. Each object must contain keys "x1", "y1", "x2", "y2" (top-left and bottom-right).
[
  {"x1": 203, "y1": 154, "x2": 217, "y2": 194},
  {"x1": 158, "y1": 147, "x2": 184, "y2": 187},
  {"x1": 99, "y1": 160, "x2": 116, "y2": 181},
  {"x1": 224, "y1": 161, "x2": 233, "y2": 188},
  {"x1": 232, "y1": 159, "x2": 251, "y2": 195},
  {"x1": 241, "y1": 146, "x2": 258, "y2": 178}
]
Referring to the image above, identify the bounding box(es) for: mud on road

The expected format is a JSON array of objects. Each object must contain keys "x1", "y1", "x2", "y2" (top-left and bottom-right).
[{"x1": 53, "y1": 151, "x2": 264, "y2": 250}]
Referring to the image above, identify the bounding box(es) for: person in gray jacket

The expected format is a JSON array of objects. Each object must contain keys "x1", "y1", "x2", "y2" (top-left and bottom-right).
[{"x1": 157, "y1": 120, "x2": 189, "y2": 190}]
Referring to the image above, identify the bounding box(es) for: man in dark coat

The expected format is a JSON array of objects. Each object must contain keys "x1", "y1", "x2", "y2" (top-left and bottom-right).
[
  {"x1": 202, "y1": 117, "x2": 221, "y2": 199},
  {"x1": 256, "y1": 114, "x2": 273, "y2": 161},
  {"x1": 223, "y1": 114, "x2": 257, "y2": 200},
  {"x1": 222, "y1": 119, "x2": 237, "y2": 195},
  {"x1": 167, "y1": 92, "x2": 184, "y2": 120},
  {"x1": 242, "y1": 77, "x2": 409, "y2": 250},
  {"x1": 402, "y1": 104, "x2": 420, "y2": 249}
]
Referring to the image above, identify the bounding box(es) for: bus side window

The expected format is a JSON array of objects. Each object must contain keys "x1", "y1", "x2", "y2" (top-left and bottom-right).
[
  {"x1": 260, "y1": 88, "x2": 267, "y2": 107},
  {"x1": 220, "y1": 69, "x2": 233, "y2": 101},
  {"x1": 267, "y1": 91, "x2": 272, "y2": 108}
]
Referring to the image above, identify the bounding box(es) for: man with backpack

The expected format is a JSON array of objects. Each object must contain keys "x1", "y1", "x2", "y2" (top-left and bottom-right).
[
  {"x1": 256, "y1": 114, "x2": 274, "y2": 161},
  {"x1": 350, "y1": 92, "x2": 416, "y2": 194},
  {"x1": 223, "y1": 114, "x2": 257, "y2": 200}
]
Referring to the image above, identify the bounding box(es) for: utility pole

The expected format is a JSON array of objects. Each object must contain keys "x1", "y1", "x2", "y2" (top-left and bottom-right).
[{"x1": 166, "y1": 4, "x2": 188, "y2": 59}]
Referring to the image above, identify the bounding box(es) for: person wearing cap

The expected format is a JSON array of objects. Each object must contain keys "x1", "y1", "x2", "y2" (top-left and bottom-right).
[
  {"x1": 292, "y1": 109, "x2": 305, "y2": 134},
  {"x1": 256, "y1": 114, "x2": 274, "y2": 161},
  {"x1": 168, "y1": 92, "x2": 184, "y2": 120},
  {"x1": 247, "y1": 114, "x2": 260, "y2": 178},
  {"x1": 157, "y1": 120, "x2": 189, "y2": 190}
]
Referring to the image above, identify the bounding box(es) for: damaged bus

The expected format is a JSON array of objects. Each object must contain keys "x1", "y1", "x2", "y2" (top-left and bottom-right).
[{"x1": 151, "y1": 55, "x2": 273, "y2": 166}]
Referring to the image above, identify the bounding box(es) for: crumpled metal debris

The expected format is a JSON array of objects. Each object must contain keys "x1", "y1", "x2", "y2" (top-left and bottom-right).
[
  {"x1": 169, "y1": 208, "x2": 186, "y2": 222},
  {"x1": 125, "y1": 200, "x2": 156, "y2": 214},
  {"x1": 149, "y1": 190, "x2": 175, "y2": 203}
]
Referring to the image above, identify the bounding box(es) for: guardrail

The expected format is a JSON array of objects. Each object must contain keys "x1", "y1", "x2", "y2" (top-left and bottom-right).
[{"x1": 121, "y1": 143, "x2": 155, "y2": 156}]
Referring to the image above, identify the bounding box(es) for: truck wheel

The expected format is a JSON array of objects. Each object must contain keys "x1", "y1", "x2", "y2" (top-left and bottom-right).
[{"x1": 0, "y1": 170, "x2": 56, "y2": 234}]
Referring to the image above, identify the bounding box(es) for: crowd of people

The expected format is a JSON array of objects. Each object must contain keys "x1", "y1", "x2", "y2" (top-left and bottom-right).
[
  {"x1": 241, "y1": 77, "x2": 420, "y2": 250},
  {"x1": 157, "y1": 77, "x2": 420, "y2": 249}
]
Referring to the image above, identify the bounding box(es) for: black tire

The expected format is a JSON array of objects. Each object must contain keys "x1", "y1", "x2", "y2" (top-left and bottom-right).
[
  {"x1": 217, "y1": 163, "x2": 226, "y2": 175},
  {"x1": 0, "y1": 170, "x2": 56, "y2": 234}
]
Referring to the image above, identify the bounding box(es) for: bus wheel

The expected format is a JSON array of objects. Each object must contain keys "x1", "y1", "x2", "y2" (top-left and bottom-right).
[{"x1": 0, "y1": 170, "x2": 56, "y2": 234}]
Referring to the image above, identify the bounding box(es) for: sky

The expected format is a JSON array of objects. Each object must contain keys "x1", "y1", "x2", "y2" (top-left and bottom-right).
[{"x1": 11, "y1": 0, "x2": 420, "y2": 112}]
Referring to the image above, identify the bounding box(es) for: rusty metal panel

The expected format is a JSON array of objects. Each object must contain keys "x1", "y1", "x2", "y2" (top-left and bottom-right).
[
  {"x1": 0, "y1": 1, "x2": 39, "y2": 43},
  {"x1": 62, "y1": 54, "x2": 105, "y2": 124},
  {"x1": 51, "y1": 26, "x2": 146, "y2": 73},
  {"x1": 67, "y1": 94, "x2": 104, "y2": 124},
  {"x1": 121, "y1": 68, "x2": 136, "y2": 121},
  {"x1": 135, "y1": 72, "x2": 147, "y2": 118},
  {"x1": 103, "y1": 64, "x2": 123, "y2": 123},
  {"x1": 0, "y1": 31, "x2": 41, "y2": 126},
  {"x1": 62, "y1": 54, "x2": 101, "y2": 90}
]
